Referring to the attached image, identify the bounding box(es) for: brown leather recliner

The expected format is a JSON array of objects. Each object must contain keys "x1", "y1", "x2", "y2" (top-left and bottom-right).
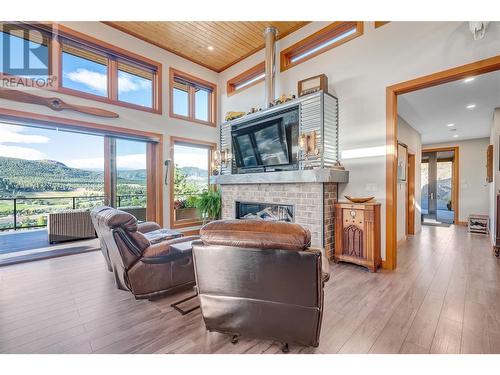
[
  {"x1": 90, "y1": 206, "x2": 197, "y2": 299},
  {"x1": 192, "y1": 219, "x2": 330, "y2": 350}
]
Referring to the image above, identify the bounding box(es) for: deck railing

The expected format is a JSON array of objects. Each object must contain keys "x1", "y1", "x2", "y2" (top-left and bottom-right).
[{"x1": 0, "y1": 194, "x2": 146, "y2": 231}]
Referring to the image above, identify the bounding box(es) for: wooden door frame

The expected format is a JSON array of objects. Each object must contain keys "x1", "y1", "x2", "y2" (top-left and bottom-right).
[
  {"x1": 407, "y1": 153, "x2": 416, "y2": 236},
  {"x1": 0, "y1": 107, "x2": 164, "y2": 226},
  {"x1": 421, "y1": 146, "x2": 460, "y2": 226},
  {"x1": 385, "y1": 54, "x2": 500, "y2": 270}
]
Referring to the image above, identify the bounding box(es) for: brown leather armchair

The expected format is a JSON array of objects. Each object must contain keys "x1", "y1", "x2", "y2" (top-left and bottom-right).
[
  {"x1": 90, "y1": 206, "x2": 197, "y2": 299},
  {"x1": 192, "y1": 220, "x2": 330, "y2": 351}
]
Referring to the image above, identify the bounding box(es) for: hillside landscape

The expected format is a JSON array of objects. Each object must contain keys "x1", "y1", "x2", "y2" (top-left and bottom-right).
[{"x1": 0, "y1": 156, "x2": 209, "y2": 230}]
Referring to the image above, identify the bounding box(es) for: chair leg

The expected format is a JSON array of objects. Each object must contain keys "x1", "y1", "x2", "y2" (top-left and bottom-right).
[{"x1": 170, "y1": 291, "x2": 200, "y2": 315}]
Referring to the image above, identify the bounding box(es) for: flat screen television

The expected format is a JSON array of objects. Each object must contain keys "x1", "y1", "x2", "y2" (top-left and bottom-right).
[{"x1": 232, "y1": 120, "x2": 290, "y2": 170}]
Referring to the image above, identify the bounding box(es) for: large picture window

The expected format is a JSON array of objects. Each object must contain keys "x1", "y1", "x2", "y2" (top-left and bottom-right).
[
  {"x1": 170, "y1": 68, "x2": 216, "y2": 127},
  {"x1": 170, "y1": 137, "x2": 215, "y2": 228},
  {"x1": 0, "y1": 22, "x2": 162, "y2": 114}
]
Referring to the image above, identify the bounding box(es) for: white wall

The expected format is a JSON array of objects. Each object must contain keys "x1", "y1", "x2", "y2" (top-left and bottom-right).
[
  {"x1": 489, "y1": 108, "x2": 500, "y2": 243},
  {"x1": 218, "y1": 21, "x2": 500, "y2": 260},
  {"x1": 397, "y1": 116, "x2": 422, "y2": 242},
  {"x1": 424, "y1": 138, "x2": 490, "y2": 223},
  {"x1": 0, "y1": 21, "x2": 220, "y2": 228}
]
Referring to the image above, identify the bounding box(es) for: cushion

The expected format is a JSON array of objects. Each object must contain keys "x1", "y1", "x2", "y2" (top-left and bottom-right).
[
  {"x1": 200, "y1": 219, "x2": 311, "y2": 251},
  {"x1": 144, "y1": 228, "x2": 184, "y2": 244}
]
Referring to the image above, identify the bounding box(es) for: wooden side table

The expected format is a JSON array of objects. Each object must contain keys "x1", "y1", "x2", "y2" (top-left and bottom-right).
[{"x1": 334, "y1": 201, "x2": 381, "y2": 272}]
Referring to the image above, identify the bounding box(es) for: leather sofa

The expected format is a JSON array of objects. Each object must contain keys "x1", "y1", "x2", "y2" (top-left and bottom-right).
[
  {"x1": 192, "y1": 219, "x2": 330, "y2": 350},
  {"x1": 90, "y1": 206, "x2": 197, "y2": 299}
]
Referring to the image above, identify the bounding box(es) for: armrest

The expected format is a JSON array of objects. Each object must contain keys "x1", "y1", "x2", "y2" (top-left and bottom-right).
[
  {"x1": 307, "y1": 247, "x2": 330, "y2": 283},
  {"x1": 140, "y1": 236, "x2": 199, "y2": 264},
  {"x1": 137, "y1": 221, "x2": 161, "y2": 234}
]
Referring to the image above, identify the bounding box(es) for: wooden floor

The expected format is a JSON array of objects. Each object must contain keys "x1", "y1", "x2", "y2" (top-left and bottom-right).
[{"x1": 1, "y1": 225, "x2": 499, "y2": 354}]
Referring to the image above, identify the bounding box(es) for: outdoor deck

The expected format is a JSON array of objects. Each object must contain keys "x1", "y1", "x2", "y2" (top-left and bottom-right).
[{"x1": 0, "y1": 229, "x2": 100, "y2": 266}]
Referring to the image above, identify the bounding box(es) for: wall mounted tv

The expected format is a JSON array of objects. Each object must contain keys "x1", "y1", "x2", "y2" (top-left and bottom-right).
[{"x1": 231, "y1": 107, "x2": 299, "y2": 173}]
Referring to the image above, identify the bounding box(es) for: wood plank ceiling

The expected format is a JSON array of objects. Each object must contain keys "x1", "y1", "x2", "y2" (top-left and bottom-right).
[{"x1": 103, "y1": 22, "x2": 309, "y2": 72}]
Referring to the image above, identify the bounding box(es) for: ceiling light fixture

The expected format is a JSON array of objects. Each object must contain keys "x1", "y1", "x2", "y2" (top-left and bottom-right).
[
  {"x1": 207, "y1": 46, "x2": 214, "y2": 51},
  {"x1": 447, "y1": 123, "x2": 455, "y2": 127},
  {"x1": 466, "y1": 104, "x2": 476, "y2": 109},
  {"x1": 453, "y1": 134, "x2": 459, "y2": 138},
  {"x1": 463, "y1": 77, "x2": 475, "y2": 83}
]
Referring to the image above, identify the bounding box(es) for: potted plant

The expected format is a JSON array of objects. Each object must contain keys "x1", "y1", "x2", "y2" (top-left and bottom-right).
[
  {"x1": 195, "y1": 190, "x2": 221, "y2": 223},
  {"x1": 174, "y1": 196, "x2": 201, "y2": 221}
]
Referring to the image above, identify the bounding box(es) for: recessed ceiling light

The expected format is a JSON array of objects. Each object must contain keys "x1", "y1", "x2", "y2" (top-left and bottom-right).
[
  {"x1": 207, "y1": 46, "x2": 214, "y2": 51},
  {"x1": 466, "y1": 104, "x2": 476, "y2": 109},
  {"x1": 463, "y1": 77, "x2": 475, "y2": 83},
  {"x1": 447, "y1": 123, "x2": 455, "y2": 127},
  {"x1": 453, "y1": 134, "x2": 459, "y2": 138}
]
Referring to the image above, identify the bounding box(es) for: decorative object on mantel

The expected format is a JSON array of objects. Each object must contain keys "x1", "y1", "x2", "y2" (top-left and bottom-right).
[
  {"x1": 344, "y1": 196, "x2": 374, "y2": 203},
  {"x1": 224, "y1": 111, "x2": 246, "y2": 121},
  {"x1": 298, "y1": 130, "x2": 319, "y2": 160},
  {"x1": 332, "y1": 161, "x2": 346, "y2": 170},
  {"x1": 298, "y1": 74, "x2": 328, "y2": 97},
  {"x1": 269, "y1": 94, "x2": 295, "y2": 107},
  {"x1": 247, "y1": 107, "x2": 262, "y2": 115},
  {"x1": 212, "y1": 149, "x2": 230, "y2": 175},
  {"x1": 334, "y1": 201, "x2": 381, "y2": 272},
  {"x1": 0, "y1": 88, "x2": 119, "y2": 118}
]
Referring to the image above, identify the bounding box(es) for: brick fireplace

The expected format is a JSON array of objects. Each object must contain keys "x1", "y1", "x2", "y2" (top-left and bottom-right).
[{"x1": 219, "y1": 181, "x2": 338, "y2": 258}]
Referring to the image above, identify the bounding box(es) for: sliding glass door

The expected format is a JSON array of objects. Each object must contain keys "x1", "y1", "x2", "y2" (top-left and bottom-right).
[
  {"x1": 0, "y1": 121, "x2": 160, "y2": 233},
  {"x1": 115, "y1": 138, "x2": 148, "y2": 221}
]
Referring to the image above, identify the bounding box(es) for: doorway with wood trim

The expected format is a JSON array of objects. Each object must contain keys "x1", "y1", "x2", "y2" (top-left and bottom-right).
[{"x1": 386, "y1": 55, "x2": 500, "y2": 271}]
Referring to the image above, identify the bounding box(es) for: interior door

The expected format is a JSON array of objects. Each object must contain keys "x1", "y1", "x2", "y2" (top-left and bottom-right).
[{"x1": 421, "y1": 150, "x2": 455, "y2": 225}]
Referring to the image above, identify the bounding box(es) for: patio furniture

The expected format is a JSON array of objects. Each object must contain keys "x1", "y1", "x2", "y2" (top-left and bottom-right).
[
  {"x1": 47, "y1": 209, "x2": 96, "y2": 244},
  {"x1": 192, "y1": 219, "x2": 330, "y2": 351},
  {"x1": 120, "y1": 206, "x2": 147, "y2": 222},
  {"x1": 90, "y1": 206, "x2": 197, "y2": 299}
]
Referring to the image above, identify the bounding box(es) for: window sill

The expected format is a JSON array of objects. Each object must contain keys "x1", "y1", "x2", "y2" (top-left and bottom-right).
[
  {"x1": 171, "y1": 218, "x2": 204, "y2": 229},
  {"x1": 169, "y1": 112, "x2": 216, "y2": 127}
]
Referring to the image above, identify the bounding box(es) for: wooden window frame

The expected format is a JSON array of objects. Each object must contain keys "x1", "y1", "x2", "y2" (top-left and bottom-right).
[
  {"x1": 280, "y1": 21, "x2": 364, "y2": 72},
  {"x1": 169, "y1": 136, "x2": 216, "y2": 229},
  {"x1": 374, "y1": 21, "x2": 390, "y2": 28},
  {"x1": 0, "y1": 22, "x2": 162, "y2": 114},
  {"x1": 226, "y1": 61, "x2": 265, "y2": 96},
  {"x1": 169, "y1": 68, "x2": 217, "y2": 127}
]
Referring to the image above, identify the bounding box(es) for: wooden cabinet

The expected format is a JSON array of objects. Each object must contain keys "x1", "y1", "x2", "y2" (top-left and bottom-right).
[{"x1": 334, "y1": 202, "x2": 381, "y2": 272}]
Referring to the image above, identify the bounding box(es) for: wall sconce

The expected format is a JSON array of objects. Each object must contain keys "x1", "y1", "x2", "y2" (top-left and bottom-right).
[
  {"x1": 212, "y1": 149, "x2": 230, "y2": 174},
  {"x1": 298, "y1": 131, "x2": 319, "y2": 158}
]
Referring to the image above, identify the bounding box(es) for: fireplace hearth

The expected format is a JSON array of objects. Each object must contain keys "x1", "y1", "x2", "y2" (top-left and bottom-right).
[{"x1": 236, "y1": 201, "x2": 294, "y2": 222}]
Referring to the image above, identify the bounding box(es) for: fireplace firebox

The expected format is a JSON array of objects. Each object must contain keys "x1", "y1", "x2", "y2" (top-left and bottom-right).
[{"x1": 235, "y1": 201, "x2": 294, "y2": 222}]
